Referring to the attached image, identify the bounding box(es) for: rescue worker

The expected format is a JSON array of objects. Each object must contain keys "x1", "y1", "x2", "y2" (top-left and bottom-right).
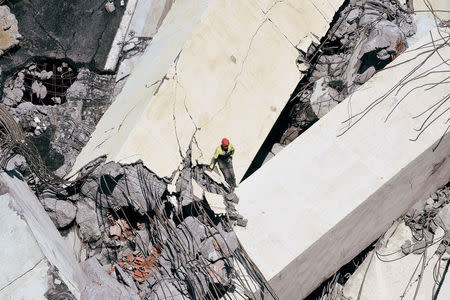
[{"x1": 209, "y1": 138, "x2": 236, "y2": 188}]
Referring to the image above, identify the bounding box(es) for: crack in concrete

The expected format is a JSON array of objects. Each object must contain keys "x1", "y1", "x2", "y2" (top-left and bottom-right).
[
  {"x1": 200, "y1": 18, "x2": 268, "y2": 129},
  {"x1": 118, "y1": 103, "x2": 139, "y2": 131},
  {"x1": 266, "y1": 17, "x2": 298, "y2": 50},
  {"x1": 304, "y1": 0, "x2": 329, "y2": 23},
  {"x1": 0, "y1": 258, "x2": 45, "y2": 292}
]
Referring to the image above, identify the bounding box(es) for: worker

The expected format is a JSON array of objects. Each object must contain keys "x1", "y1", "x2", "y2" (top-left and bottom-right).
[{"x1": 209, "y1": 138, "x2": 236, "y2": 188}]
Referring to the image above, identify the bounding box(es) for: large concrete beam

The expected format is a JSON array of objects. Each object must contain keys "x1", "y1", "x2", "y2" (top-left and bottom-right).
[
  {"x1": 234, "y1": 27, "x2": 450, "y2": 299},
  {"x1": 0, "y1": 171, "x2": 141, "y2": 299},
  {"x1": 69, "y1": 0, "x2": 343, "y2": 180},
  {"x1": 0, "y1": 172, "x2": 86, "y2": 299}
]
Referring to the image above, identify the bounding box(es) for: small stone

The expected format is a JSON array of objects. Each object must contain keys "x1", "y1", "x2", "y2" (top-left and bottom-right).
[
  {"x1": 105, "y1": 1, "x2": 116, "y2": 12},
  {"x1": 5, "y1": 154, "x2": 26, "y2": 172},
  {"x1": 225, "y1": 192, "x2": 239, "y2": 204},
  {"x1": 237, "y1": 218, "x2": 248, "y2": 227},
  {"x1": 123, "y1": 42, "x2": 136, "y2": 52},
  {"x1": 109, "y1": 224, "x2": 122, "y2": 237},
  {"x1": 346, "y1": 8, "x2": 360, "y2": 23}
]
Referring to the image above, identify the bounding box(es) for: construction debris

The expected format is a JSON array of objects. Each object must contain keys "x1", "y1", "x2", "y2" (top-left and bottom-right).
[
  {"x1": 0, "y1": 6, "x2": 21, "y2": 57},
  {"x1": 0, "y1": 0, "x2": 447, "y2": 299}
]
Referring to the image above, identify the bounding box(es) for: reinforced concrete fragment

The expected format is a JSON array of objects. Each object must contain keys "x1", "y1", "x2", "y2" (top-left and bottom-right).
[
  {"x1": 234, "y1": 26, "x2": 450, "y2": 299},
  {"x1": 69, "y1": 0, "x2": 343, "y2": 181}
]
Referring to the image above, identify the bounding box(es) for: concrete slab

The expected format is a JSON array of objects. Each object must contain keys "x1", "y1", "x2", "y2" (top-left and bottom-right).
[
  {"x1": 115, "y1": 0, "x2": 171, "y2": 82},
  {"x1": 69, "y1": 0, "x2": 343, "y2": 180},
  {"x1": 234, "y1": 27, "x2": 450, "y2": 299},
  {"x1": 0, "y1": 171, "x2": 141, "y2": 299},
  {"x1": 0, "y1": 171, "x2": 86, "y2": 299}
]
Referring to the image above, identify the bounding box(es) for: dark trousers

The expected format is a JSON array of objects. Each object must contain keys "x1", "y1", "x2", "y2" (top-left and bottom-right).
[{"x1": 218, "y1": 157, "x2": 236, "y2": 188}]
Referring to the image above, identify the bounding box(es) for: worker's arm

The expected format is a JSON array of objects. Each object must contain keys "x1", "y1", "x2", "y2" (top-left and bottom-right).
[{"x1": 209, "y1": 146, "x2": 221, "y2": 169}]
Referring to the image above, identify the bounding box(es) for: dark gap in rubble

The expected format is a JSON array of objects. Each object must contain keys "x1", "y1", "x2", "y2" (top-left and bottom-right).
[
  {"x1": 21, "y1": 58, "x2": 78, "y2": 105},
  {"x1": 99, "y1": 174, "x2": 124, "y2": 196},
  {"x1": 108, "y1": 206, "x2": 149, "y2": 228},
  {"x1": 241, "y1": 96, "x2": 309, "y2": 181},
  {"x1": 27, "y1": 125, "x2": 64, "y2": 171},
  {"x1": 242, "y1": 0, "x2": 352, "y2": 181},
  {"x1": 358, "y1": 50, "x2": 392, "y2": 74},
  {"x1": 243, "y1": 0, "x2": 416, "y2": 180},
  {"x1": 305, "y1": 240, "x2": 377, "y2": 299}
]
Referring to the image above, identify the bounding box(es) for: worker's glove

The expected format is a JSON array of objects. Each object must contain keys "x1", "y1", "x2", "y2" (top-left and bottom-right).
[{"x1": 209, "y1": 163, "x2": 214, "y2": 170}]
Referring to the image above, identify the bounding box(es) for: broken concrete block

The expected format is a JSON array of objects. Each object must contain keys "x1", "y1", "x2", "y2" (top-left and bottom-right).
[
  {"x1": 54, "y1": 200, "x2": 77, "y2": 228},
  {"x1": 0, "y1": 172, "x2": 86, "y2": 299},
  {"x1": 0, "y1": 6, "x2": 21, "y2": 57},
  {"x1": 76, "y1": 200, "x2": 101, "y2": 243},
  {"x1": 69, "y1": 0, "x2": 344, "y2": 184},
  {"x1": 225, "y1": 192, "x2": 239, "y2": 204},
  {"x1": 360, "y1": 20, "x2": 405, "y2": 60},
  {"x1": 179, "y1": 216, "x2": 208, "y2": 242},
  {"x1": 235, "y1": 27, "x2": 450, "y2": 299},
  {"x1": 4, "y1": 154, "x2": 26, "y2": 172},
  {"x1": 355, "y1": 66, "x2": 376, "y2": 84},
  {"x1": 81, "y1": 258, "x2": 140, "y2": 299},
  {"x1": 167, "y1": 184, "x2": 176, "y2": 194},
  {"x1": 109, "y1": 224, "x2": 122, "y2": 237},
  {"x1": 105, "y1": 1, "x2": 116, "y2": 13},
  {"x1": 435, "y1": 204, "x2": 450, "y2": 232},
  {"x1": 192, "y1": 179, "x2": 204, "y2": 199},
  {"x1": 200, "y1": 231, "x2": 238, "y2": 262},
  {"x1": 204, "y1": 191, "x2": 226, "y2": 215}
]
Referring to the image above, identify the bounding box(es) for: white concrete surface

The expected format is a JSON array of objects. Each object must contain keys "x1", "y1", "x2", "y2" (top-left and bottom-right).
[
  {"x1": 104, "y1": 0, "x2": 139, "y2": 71},
  {"x1": 69, "y1": 0, "x2": 343, "y2": 181},
  {"x1": 344, "y1": 222, "x2": 447, "y2": 299},
  {"x1": 234, "y1": 27, "x2": 450, "y2": 299},
  {"x1": 414, "y1": 0, "x2": 450, "y2": 20},
  {"x1": 116, "y1": 0, "x2": 172, "y2": 82},
  {"x1": 0, "y1": 172, "x2": 86, "y2": 299}
]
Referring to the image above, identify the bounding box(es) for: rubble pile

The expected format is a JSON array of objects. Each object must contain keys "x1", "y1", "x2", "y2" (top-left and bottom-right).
[
  {"x1": 1, "y1": 62, "x2": 114, "y2": 176},
  {"x1": 10, "y1": 147, "x2": 252, "y2": 299},
  {"x1": 281, "y1": 0, "x2": 417, "y2": 143},
  {"x1": 403, "y1": 184, "x2": 450, "y2": 256}
]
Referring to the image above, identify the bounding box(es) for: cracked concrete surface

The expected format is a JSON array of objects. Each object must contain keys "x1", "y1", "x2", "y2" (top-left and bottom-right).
[
  {"x1": 69, "y1": 0, "x2": 343, "y2": 181},
  {"x1": 234, "y1": 26, "x2": 450, "y2": 298}
]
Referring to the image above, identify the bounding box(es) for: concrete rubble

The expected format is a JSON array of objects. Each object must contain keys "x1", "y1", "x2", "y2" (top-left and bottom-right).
[
  {"x1": 234, "y1": 25, "x2": 450, "y2": 298},
  {"x1": 0, "y1": 0, "x2": 449, "y2": 299},
  {"x1": 68, "y1": 0, "x2": 344, "y2": 183},
  {"x1": 0, "y1": 171, "x2": 141, "y2": 299},
  {"x1": 0, "y1": 6, "x2": 21, "y2": 57}
]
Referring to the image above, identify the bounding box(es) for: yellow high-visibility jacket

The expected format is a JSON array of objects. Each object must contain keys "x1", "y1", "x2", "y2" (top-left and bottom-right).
[{"x1": 210, "y1": 144, "x2": 234, "y2": 168}]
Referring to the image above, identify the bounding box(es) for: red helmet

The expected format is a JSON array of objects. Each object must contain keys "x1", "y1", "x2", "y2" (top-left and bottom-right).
[{"x1": 221, "y1": 138, "x2": 229, "y2": 148}]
